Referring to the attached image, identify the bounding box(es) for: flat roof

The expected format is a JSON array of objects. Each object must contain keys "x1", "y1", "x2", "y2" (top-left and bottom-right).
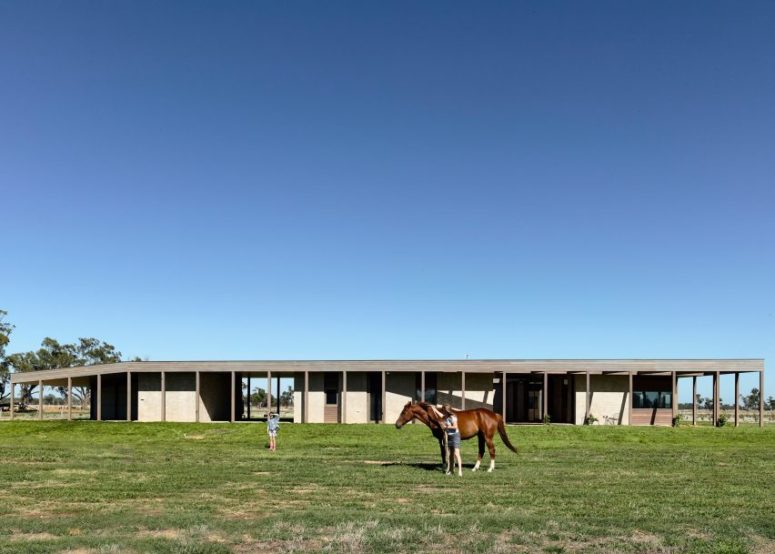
[{"x1": 9, "y1": 358, "x2": 765, "y2": 384}]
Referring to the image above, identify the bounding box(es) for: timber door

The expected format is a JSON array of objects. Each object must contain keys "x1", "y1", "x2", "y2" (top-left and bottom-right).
[{"x1": 323, "y1": 372, "x2": 339, "y2": 423}]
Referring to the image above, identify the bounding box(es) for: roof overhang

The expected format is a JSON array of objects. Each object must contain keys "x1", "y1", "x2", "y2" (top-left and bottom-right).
[{"x1": 9, "y1": 358, "x2": 765, "y2": 384}]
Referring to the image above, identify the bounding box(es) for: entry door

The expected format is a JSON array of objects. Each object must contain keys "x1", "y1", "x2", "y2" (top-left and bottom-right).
[
  {"x1": 367, "y1": 373, "x2": 382, "y2": 422},
  {"x1": 323, "y1": 372, "x2": 339, "y2": 423}
]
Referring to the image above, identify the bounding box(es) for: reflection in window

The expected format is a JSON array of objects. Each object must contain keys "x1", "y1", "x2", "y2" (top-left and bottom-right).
[{"x1": 633, "y1": 391, "x2": 672, "y2": 409}]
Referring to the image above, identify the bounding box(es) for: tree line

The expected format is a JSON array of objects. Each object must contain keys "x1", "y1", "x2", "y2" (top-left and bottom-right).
[{"x1": 0, "y1": 310, "x2": 139, "y2": 407}]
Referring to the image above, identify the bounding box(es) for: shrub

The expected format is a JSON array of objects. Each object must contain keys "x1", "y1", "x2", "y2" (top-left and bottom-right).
[
  {"x1": 717, "y1": 413, "x2": 728, "y2": 427},
  {"x1": 584, "y1": 414, "x2": 598, "y2": 425},
  {"x1": 543, "y1": 414, "x2": 551, "y2": 425},
  {"x1": 672, "y1": 414, "x2": 682, "y2": 427}
]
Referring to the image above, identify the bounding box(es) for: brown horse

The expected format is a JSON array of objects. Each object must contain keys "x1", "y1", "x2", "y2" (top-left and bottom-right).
[{"x1": 395, "y1": 401, "x2": 518, "y2": 472}]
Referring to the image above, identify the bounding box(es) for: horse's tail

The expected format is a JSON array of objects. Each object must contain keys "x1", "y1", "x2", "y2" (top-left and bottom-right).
[{"x1": 497, "y1": 415, "x2": 518, "y2": 454}]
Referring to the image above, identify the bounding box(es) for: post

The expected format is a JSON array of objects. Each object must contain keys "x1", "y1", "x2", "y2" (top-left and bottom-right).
[
  {"x1": 96, "y1": 374, "x2": 102, "y2": 421},
  {"x1": 713, "y1": 371, "x2": 719, "y2": 426},
  {"x1": 303, "y1": 371, "x2": 309, "y2": 423},
  {"x1": 267, "y1": 370, "x2": 272, "y2": 415},
  {"x1": 67, "y1": 377, "x2": 73, "y2": 421},
  {"x1": 760, "y1": 370, "x2": 765, "y2": 428},
  {"x1": 9, "y1": 381, "x2": 14, "y2": 420},
  {"x1": 671, "y1": 372, "x2": 677, "y2": 421},
  {"x1": 461, "y1": 371, "x2": 466, "y2": 410},
  {"x1": 230, "y1": 371, "x2": 235, "y2": 423},
  {"x1": 585, "y1": 371, "x2": 591, "y2": 423},
  {"x1": 420, "y1": 371, "x2": 425, "y2": 402},
  {"x1": 628, "y1": 372, "x2": 633, "y2": 426},
  {"x1": 342, "y1": 371, "x2": 347, "y2": 424},
  {"x1": 542, "y1": 372, "x2": 548, "y2": 421},
  {"x1": 38, "y1": 379, "x2": 43, "y2": 420},
  {"x1": 126, "y1": 372, "x2": 131, "y2": 422},
  {"x1": 277, "y1": 375, "x2": 281, "y2": 416},
  {"x1": 247, "y1": 375, "x2": 251, "y2": 420},
  {"x1": 692, "y1": 376, "x2": 697, "y2": 426},
  {"x1": 734, "y1": 372, "x2": 739, "y2": 427},
  {"x1": 195, "y1": 371, "x2": 200, "y2": 423},
  {"x1": 381, "y1": 370, "x2": 386, "y2": 424},
  {"x1": 161, "y1": 371, "x2": 166, "y2": 422},
  {"x1": 502, "y1": 371, "x2": 507, "y2": 420}
]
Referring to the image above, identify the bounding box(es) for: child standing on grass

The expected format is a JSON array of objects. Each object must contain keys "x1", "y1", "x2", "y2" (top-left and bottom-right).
[{"x1": 266, "y1": 412, "x2": 279, "y2": 452}]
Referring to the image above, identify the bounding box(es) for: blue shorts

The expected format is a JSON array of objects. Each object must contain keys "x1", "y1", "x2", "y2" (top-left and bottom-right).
[{"x1": 446, "y1": 432, "x2": 461, "y2": 449}]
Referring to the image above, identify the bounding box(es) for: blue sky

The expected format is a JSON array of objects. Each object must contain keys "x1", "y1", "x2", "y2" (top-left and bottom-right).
[{"x1": 1, "y1": 2, "x2": 773, "y2": 401}]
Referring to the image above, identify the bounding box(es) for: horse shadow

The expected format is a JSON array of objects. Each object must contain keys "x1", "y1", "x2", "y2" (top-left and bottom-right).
[{"x1": 377, "y1": 462, "x2": 478, "y2": 472}]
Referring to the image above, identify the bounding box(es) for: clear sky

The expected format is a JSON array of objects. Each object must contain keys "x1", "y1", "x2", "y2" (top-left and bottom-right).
[{"x1": 1, "y1": 2, "x2": 773, "y2": 402}]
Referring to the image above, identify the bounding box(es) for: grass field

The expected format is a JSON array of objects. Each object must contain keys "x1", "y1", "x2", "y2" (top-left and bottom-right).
[{"x1": 1, "y1": 422, "x2": 773, "y2": 553}]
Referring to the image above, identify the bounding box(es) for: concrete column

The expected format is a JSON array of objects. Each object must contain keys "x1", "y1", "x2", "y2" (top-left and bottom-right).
[
  {"x1": 420, "y1": 371, "x2": 425, "y2": 403},
  {"x1": 760, "y1": 370, "x2": 765, "y2": 428},
  {"x1": 585, "y1": 371, "x2": 591, "y2": 423},
  {"x1": 161, "y1": 371, "x2": 166, "y2": 422},
  {"x1": 230, "y1": 371, "x2": 235, "y2": 423},
  {"x1": 461, "y1": 371, "x2": 466, "y2": 410},
  {"x1": 734, "y1": 372, "x2": 739, "y2": 427},
  {"x1": 195, "y1": 371, "x2": 200, "y2": 423},
  {"x1": 381, "y1": 371, "x2": 386, "y2": 423},
  {"x1": 628, "y1": 372, "x2": 633, "y2": 426},
  {"x1": 97, "y1": 374, "x2": 102, "y2": 421},
  {"x1": 542, "y1": 372, "x2": 548, "y2": 420},
  {"x1": 67, "y1": 377, "x2": 72, "y2": 421},
  {"x1": 246, "y1": 375, "x2": 251, "y2": 420},
  {"x1": 126, "y1": 372, "x2": 131, "y2": 422},
  {"x1": 303, "y1": 371, "x2": 309, "y2": 423},
  {"x1": 671, "y1": 372, "x2": 677, "y2": 421},
  {"x1": 38, "y1": 379, "x2": 43, "y2": 420},
  {"x1": 692, "y1": 376, "x2": 697, "y2": 426},
  {"x1": 713, "y1": 371, "x2": 719, "y2": 426},
  {"x1": 267, "y1": 371, "x2": 272, "y2": 414},
  {"x1": 276, "y1": 376, "x2": 281, "y2": 415},
  {"x1": 342, "y1": 371, "x2": 347, "y2": 424}
]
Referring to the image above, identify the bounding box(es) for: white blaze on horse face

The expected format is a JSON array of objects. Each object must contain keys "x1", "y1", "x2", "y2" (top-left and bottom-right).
[{"x1": 488, "y1": 460, "x2": 495, "y2": 472}]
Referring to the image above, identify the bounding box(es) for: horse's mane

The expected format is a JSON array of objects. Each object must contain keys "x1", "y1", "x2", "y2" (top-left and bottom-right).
[{"x1": 415, "y1": 401, "x2": 459, "y2": 420}]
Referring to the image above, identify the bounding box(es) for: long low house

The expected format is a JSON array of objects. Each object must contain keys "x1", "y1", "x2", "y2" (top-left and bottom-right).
[{"x1": 8, "y1": 359, "x2": 766, "y2": 426}]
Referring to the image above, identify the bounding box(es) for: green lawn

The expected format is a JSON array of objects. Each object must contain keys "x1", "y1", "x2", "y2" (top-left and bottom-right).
[{"x1": 1, "y1": 422, "x2": 773, "y2": 553}]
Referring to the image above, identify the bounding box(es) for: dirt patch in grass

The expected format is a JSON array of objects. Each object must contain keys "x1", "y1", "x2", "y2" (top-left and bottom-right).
[
  {"x1": 51, "y1": 469, "x2": 98, "y2": 476},
  {"x1": 136, "y1": 528, "x2": 183, "y2": 540},
  {"x1": 9, "y1": 531, "x2": 57, "y2": 541}
]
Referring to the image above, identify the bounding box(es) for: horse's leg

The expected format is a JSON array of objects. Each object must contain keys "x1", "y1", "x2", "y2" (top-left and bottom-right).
[
  {"x1": 438, "y1": 437, "x2": 447, "y2": 470},
  {"x1": 472, "y1": 432, "x2": 485, "y2": 471},
  {"x1": 485, "y1": 435, "x2": 496, "y2": 472}
]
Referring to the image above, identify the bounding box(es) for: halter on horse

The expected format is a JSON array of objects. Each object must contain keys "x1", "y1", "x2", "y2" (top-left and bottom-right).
[{"x1": 395, "y1": 401, "x2": 518, "y2": 472}]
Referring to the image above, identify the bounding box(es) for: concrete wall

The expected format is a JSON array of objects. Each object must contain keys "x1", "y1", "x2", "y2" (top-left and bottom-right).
[
  {"x1": 574, "y1": 375, "x2": 630, "y2": 425},
  {"x1": 200, "y1": 372, "x2": 231, "y2": 422},
  {"x1": 384, "y1": 372, "x2": 415, "y2": 423},
  {"x1": 292, "y1": 373, "x2": 327, "y2": 423},
  {"x1": 137, "y1": 373, "x2": 162, "y2": 421},
  {"x1": 136, "y1": 372, "x2": 230, "y2": 422},
  {"x1": 165, "y1": 373, "x2": 196, "y2": 422},
  {"x1": 436, "y1": 372, "x2": 494, "y2": 410},
  {"x1": 344, "y1": 372, "x2": 369, "y2": 423}
]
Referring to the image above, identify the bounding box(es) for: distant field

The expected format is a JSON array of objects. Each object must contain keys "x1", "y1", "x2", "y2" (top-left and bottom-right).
[{"x1": 1, "y1": 422, "x2": 773, "y2": 553}]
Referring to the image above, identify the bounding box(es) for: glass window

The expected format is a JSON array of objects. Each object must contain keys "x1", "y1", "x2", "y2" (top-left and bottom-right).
[{"x1": 633, "y1": 391, "x2": 672, "y2": 409}]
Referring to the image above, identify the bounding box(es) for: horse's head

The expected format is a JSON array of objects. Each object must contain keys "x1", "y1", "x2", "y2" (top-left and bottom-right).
[{"x1": 395, "y1": 401, "x2": 419, "y2": 428}]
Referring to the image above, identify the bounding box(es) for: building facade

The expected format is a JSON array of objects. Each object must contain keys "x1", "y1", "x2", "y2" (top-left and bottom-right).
[{"x1": 8, "y1": 359, "x2": 766, "y2": 426}]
